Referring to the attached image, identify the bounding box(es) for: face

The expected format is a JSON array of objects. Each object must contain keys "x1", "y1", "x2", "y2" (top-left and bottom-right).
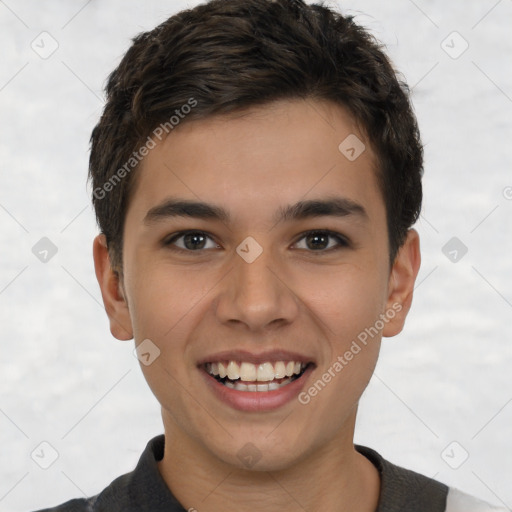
[{"x1": 94, "y1": 98, "x2": 420, "y2": 471}]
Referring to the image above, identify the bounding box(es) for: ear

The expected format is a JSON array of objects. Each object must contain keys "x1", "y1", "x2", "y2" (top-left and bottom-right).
[
  {"x1": 92, "y1": 234, "x2": 134, "y2": 340},
  {"x1": 382, "y1": 229, "x2": 421, "y2": 337}
]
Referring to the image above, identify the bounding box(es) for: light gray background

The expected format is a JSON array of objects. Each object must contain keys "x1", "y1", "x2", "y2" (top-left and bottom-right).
[{"x1": 1, "y1": 0, "x2": 511, "y2": 510}]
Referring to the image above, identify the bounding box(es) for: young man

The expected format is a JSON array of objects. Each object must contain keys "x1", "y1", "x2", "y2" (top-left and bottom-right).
[{"x1": 35, "y1": 0, "x2": 507, "y2": 511}]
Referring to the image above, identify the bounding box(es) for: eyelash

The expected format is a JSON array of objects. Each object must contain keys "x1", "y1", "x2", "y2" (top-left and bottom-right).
[{"x1": 163, "y1": 229, "x2": 350, "y2": 254}]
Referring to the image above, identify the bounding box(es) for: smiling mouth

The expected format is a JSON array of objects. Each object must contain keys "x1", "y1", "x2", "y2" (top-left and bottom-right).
[{"x1": 204, "y1": 360, "x2": 313, "y2": 392}]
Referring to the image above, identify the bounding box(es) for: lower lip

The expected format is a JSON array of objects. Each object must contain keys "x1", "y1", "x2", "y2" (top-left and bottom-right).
[{"x1": 200, "y1": 365, "x2": 314, "y2": 412}]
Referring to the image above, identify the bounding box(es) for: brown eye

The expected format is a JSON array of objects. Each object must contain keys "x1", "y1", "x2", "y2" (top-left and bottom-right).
[
  {"x1": 305, "y1": 232, "x2": 329, "y2": 250},
  {"x1": 165, "y1": 231, "x2": 219, "y2": 251},
  {"x1": 182, "y1": 232, "x2": 207, "y2": 250},
  {"x1": 293, "y1": 230, "x2": 348, "y2": 252}
]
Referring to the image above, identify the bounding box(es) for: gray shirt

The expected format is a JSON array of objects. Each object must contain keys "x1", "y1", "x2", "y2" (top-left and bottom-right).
[{"x1": 33, "y1": 435, "x2": 505, "y2": 512}]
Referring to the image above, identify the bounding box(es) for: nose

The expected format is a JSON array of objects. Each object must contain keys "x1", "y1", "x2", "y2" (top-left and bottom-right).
[{"x1": 214, "y1": 244, "x2": 300, "y2": 332}]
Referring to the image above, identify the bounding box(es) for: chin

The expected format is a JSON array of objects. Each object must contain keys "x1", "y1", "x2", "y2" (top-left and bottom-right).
[{"x1": 206, "y1": 431, "x2": 309, "y2": 473}]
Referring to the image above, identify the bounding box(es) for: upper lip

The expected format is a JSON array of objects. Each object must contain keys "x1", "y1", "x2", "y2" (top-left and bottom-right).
[{"x1": 197, "y1": 349, "x2": 315, "y2": 366}]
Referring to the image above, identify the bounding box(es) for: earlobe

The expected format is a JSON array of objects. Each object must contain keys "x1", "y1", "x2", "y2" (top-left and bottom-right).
[
  {"x1": 382, "y1": 229, "x2": 421, "y2": 338},
  {"x1": 92, "y1": 234, "x2": 134, "y2": 341}
]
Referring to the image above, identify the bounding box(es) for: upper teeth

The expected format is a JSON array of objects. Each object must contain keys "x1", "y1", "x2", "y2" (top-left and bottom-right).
[{"x1": 205, "y1": 361, "x2": 306, "y2": 382}]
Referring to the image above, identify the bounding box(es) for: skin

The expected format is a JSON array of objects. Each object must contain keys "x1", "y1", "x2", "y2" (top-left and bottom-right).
[{"x1": 93, "y1": 98, "x2": 421, "y2": 512}]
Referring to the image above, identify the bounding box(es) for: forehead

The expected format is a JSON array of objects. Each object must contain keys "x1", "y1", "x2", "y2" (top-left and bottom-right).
[{"x1": 126, "y1": 98, "x2": 384, "y2": 226}]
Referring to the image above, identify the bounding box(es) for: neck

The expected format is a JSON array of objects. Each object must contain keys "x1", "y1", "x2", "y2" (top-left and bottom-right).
[{"x1": 157, "y1": 414, "x2": 380, "y2": 512}]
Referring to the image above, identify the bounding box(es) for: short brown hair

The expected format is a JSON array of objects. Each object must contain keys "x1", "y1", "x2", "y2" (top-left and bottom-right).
[{"x1": 89, "y1": 0, "x2": 423, "y2": 272}]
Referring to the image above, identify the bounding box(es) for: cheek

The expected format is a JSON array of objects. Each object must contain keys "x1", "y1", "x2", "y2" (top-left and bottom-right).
[
  {"x1": 126, "y1": 263, "x2": 221, "y2": 399},
  {"x1": 297, "y1": 271, "x2": 384, "y2": 425},
  {"x1": 127, "y1": 262, "x2": 213, "y2": 339},
  {"x1": 296, "y1": 262, "x2": 388, "y2": 337},
  {"x1": 126, "y1": 269, "x2": 205, "y2": 418}
]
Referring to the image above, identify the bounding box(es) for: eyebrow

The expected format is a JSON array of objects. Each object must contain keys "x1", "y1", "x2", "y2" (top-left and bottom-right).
[{"x1": 143, "y1": 197, "x2": 368, "y2": 226}]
